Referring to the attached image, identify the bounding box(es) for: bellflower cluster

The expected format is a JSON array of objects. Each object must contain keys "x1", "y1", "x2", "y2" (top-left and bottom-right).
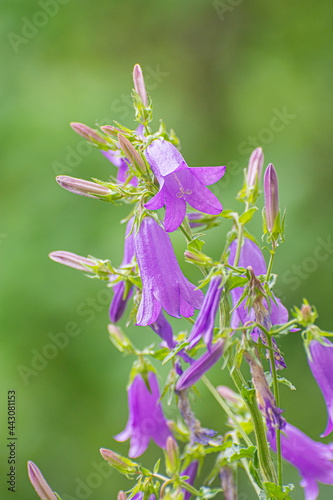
[{"x1": 34, "y1": 64, "x2": 333, "y2": 500}]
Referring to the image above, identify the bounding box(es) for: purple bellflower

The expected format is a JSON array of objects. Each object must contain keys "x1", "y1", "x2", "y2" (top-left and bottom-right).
[
  {"x1": 134, "y1": 217, "x2": 203, "y2": 326},
  {"x1": 114, "y1": 371, "x2": 172, "y2": 458},
  {"x1": 269, "y1": 423, "x2": 333, "y2": 500},
  {"x1": 182, "y1": 461, "x2": 199, "y2": 500},
  {"x1": 228, "y1": 237, "x2": 288, "y2": 369},
  {"x1": 307, "y1": 339, "x2": 333, "y2": 437},
  {"x1": 144, "y1": 140, "x2": 225, "y2": 232},
  {"x1": 109, "y1": 217, "x2": 135, "y2": 323},
  {"x1": 188, "y1": 275, "x2": 222, "y2": 349},
  {"x1": 175, "y1": 339, "x2": 224, "y2": 391}
]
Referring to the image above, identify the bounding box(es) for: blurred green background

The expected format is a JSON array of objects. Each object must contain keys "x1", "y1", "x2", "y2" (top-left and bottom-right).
[{"x1": 1, "y1": 1, "x2": 333, "y2": 498}]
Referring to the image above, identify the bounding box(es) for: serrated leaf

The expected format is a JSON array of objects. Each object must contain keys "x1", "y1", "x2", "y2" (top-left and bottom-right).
[
  {"x1": 198, "y1": 486, "x2": 222, "y2": 498},
  {"x1": 228, "y1": 445, "x2": 256, "y2": 463},
  {"x1": 239, "y1": 207, "x2": 258, "y2": 225},
  {"x1": 263, "y1": 482, "x2": 294, "y2": 500},
  {"x1": 277, "y1": 376, "x2": 296, "y2": 391}
]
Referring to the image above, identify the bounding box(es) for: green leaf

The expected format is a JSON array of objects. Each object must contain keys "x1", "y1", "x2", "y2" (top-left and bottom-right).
[
  {"x1": 153, "y1": 458, "x2": 160, "y2": 474},
  {"x1": 162, "y1": 341, "x2": 189, "y2": 364},
  {"x1": 228, "y1": 445, "x2": 256, "y2": 463},
  {"x1": 239, "y1": 207, "x2": 258, "y2": 225},
  {"x1": 220, "y1": 210, "x2": 238, "y2": 220},
  {"x1": 263, "y1": 482, "x2": 294, "y2": 500},
  {"x1": 198, "y1": 486, "x2": 223, "y2": 498}
]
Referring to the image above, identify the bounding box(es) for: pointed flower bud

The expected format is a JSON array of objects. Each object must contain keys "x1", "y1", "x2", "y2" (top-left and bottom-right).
[
  {"x1": 175, "y1": 339, "x2": 224, "y2": 391},
  {"x1": 56, "y1": 176, "x2": 112, "y2": 199},
  {"x1": 48, "y1": 251, "x2": 96, "y2": 272},
  {"x1": 101, "y1": 125, "x2": 123, "y2": 138},
  {"x1": 100, "y1": 448, "x2": 139, "y2": 475},
  {"x1": 118, "y1": 134, "x2": 146, "y2": 173},
  {"x1": 117, "y1": 491, "x2": 127, "y2": 500},
  {"x1": 133, "y1": 64, "x2": 148, "y2": 107},
  {"x1": 165, "y1": 436, "x2": 180, "y2": 475},
  {"x1": 244, "y1": 352, "x2": 285, "y2": 437},
  {"x1": 188, "y1": 275, "x2": 222, "y2": 349},
  {"x1": 70, "y1": 122, "x2": 108, "y2": 146},
  {"x1": 107, "y1": 324, "x2": 134, "y2": 354},
  {"x1": 264, "y1": 163, "x2": 279, "y2": 232},
  {"x1": 219, "y1": 466, "x2": 236, "y2": 500},
  {"x1": 247, "y1": 147, "x2": 264, "y2": 188},
  {"x1": 27, "y1": 461, "x2": 58, "y2": 500},
  {"x1": 217, "y1": 385, "x2": 243, "y2": 406}
]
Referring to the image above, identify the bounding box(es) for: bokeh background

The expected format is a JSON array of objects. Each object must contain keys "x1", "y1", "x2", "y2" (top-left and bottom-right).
[{"x1": 1, "y1": 1, "x2": 333, "y2": 498}]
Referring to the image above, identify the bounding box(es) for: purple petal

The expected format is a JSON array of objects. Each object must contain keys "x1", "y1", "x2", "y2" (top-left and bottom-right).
[
  {"x1": 145, "y1": 139, "x2": 184, "y2": 179},
  {"x1": 191, "y1": 166, "x2": 226, "y2": 186}
]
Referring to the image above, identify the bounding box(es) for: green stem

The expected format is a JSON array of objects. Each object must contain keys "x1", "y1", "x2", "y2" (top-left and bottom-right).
[
  {"x1": 233, "y1": 223, "x2": 244, "y2": 267},
  {"x1": 227, "y1": 357, "x2": 277, "y2": 485},
  {"x1": 266, "y1": 334, "x2": 282, "y2": 488},
  {"x1": 265, "y1": 249, "x2": 275, "y2": 283},
  {"x1": 202, "y1": 376, "x2": 253, "y2": 447}
]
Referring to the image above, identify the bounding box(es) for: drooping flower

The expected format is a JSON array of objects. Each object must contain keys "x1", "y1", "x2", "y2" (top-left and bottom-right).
[
  {"x1": 264, "y1": 163, "x2": 279, "y2": 232},
  {"x1": 268, "y1": 423, "x2": 333, "y2": 500},
  {"x1": 219, "y1": 466, "x2": 236, "y2": 500},
  {"x1": 27, "y1": 461, "x2": 58, "y2": 500},
  {"x1": 134, "y1": 216, "x2": 203, "y2": 326},
  {"x1": 144, "y1": 140, "x2": 225, "y2": 232},
  {"x1": 181, "y1": 461, "x2": 199, "y2": 500},
  {"x1": 307, "y1": 339, "x2": 333, "y2": 437},
  {"x1": 175, "y1": 339, "x2": 224, "y2": 391},
  {"x1": 109, "y1": 217, "x2": 135, "y2": 323},
  {"x1": 114, "y1": 371, "x2": 172, "y2": 458},
  {"x1": 188, "y1": 275, "x2": 222, "y2": 349},
  {"x1": 244, "y1": 352, "x2": 285, "y2": 437},
  {"x1": 228, "y1": 237, "x2": 288, "y2": 369}
]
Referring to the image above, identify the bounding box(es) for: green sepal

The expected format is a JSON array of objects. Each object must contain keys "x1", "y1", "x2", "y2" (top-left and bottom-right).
[{"x1": 239, "y1": 207, "x2": 258, "y2": 225}]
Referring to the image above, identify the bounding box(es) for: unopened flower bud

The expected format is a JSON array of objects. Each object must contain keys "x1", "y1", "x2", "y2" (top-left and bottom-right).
[
  {"x1": 219, "y1": 466, "x2": 236, "y2": 500},
  {"x1": 100, "y1": 448, "x2": 138, "y2": 475},
  {"x1": 217, "y1": 386, "x2": 242, "y2": 405},
  {"x1": 264, "y1": 163, "x2": 279, "y2": 232},
  {"x1": 133, "y1": 64, "x2": 148, "y2": 106},
  {"x1": 247, "y1": 147, "x2": 264, "y2": 188},
  {"x1": 118, "y1": 134, "x2": 146, "y2": 173},
  {"x1": 107, "y1": 324, "x2": 134, "y2": 353},
  {"x1": 27, "y1": 461, "x2": 58, "y2": 500},
  {"x1": 100, "y1": 125, "x2": 123, "y2": 138},
  {"x1": 70, "y1": 122, "x2": 108, "y2": 146},
  {"x1": 165, "y1": 436, "x2": 180, "y2": 475},
  {"x1": 301, "y1": 303, "x2": 313, "y2": 323},
  {"x1": 117, "y1": 491, "x2": 127, "y2": 500},
  {"x1": 56, "y1": 176, "x2": 112, "y2": 199},
  {"x1": 49, "y1": 251, "x2": 95, "y2": 272}
]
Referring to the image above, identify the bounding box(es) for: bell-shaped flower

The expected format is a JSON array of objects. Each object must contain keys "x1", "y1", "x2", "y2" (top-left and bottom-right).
[
  {"x1": 109, "y1": 217, "x2": 135, "y2": 323},
  {"x1": 144, "y1": 140, "x2": 225, "y2": 232},
  {"x1": 307, "y1": 339, "x2": 333, "y2": 437},
  {"x1": 114, "y1": 371, "x2": 172, "y2": 458},
  {"x1": 182, "y1": 461, "x2": 199, "y2": 500},
  {"x1": 134, "y1": 217, "x2": 203, "y2": 326},
  {"x1": 268, "y1": 423, "x2": 333, "y2": 500},
  {"x1": 228, "y1": 237, "x2": 288, "y2": 369},
  {"x1": 188, "y1": 275, "x2": 222, "y2": 349}
]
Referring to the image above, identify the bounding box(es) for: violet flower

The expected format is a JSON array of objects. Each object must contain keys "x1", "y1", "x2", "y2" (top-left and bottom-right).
[
  {"x1": 175, "y1": 339, "x2": 224, "y2": 391},
  {"x1": 114, "y1": 371, "x2": 172, "y2": 458},
  {"x1": 268, "y1": 423, "x2": 333, "y2": 500},
  {"x1": 228, "y1": 237, "x2": 288, "y2": 369},
  {"x1": 27, "y1": 461, "x2": 58, "y2": 500},
  {"x1": 134, "y1": 217, "x2": 203, "y2": 326},
  {"x1": 109, "y1": 217, "x2": 135, "y2": 323},
  {"x1": 145, "y1": 140, "x2": 225, "y2": 232},
  {"x1": 182, "y1": 461, "x2": 199, "y2": 500},
  {"x1": 307, "y1": 339, "x2": 333, "y2": 437},
  {"x1": 188, "y1": 275, "x2": 222, "y2": 349}
]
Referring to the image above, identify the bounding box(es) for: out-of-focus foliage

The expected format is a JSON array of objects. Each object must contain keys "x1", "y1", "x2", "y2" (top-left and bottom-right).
[{"x1": 1, "y1": 1, "x2": 333, "y2": 498}]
